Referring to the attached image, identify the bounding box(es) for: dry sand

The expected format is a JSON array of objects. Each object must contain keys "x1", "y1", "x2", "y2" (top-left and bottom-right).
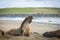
[{"x1": 0, "y1": 20, "x2": 60, "y2": 40}]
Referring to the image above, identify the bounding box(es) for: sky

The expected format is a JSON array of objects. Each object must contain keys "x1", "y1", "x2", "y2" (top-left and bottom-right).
[{"x1": 0, "y1": 0, "x2": 60, "y2": 8}]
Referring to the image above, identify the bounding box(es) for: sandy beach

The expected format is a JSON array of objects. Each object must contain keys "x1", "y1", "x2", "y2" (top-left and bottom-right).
[{"x1": 0, "y1": 20, "x2": 60, "y2": 40}]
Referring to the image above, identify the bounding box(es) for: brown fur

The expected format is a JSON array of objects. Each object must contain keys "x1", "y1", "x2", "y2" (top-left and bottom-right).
[
  {"x1": 24, "y1": 26, "x2": 30, "y2": 36},
  {"x1": 0, "y1": 30, "x2": 4, "y2": 36},
  {"x1": 20, "y1": 16, "x2": 33, "y2": 36},
  {"x1": 6, "y1": 16, "x2": 33, "y2": 36},
  {"x1": 43, "y1": 30, "x2": 60, "y2": 38},
  {"x1": 54, "y1": 30, "x2": 60, "y2": 38}
]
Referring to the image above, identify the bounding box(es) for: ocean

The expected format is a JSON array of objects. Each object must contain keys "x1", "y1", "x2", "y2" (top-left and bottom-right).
[{"x1": 0, "y1": 17, "x2": 60, "y2": 24}]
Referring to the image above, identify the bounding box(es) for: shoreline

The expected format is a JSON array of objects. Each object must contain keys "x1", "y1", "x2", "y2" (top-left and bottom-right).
[{"x1": 0, "y1": 17, "x2": 60, "y2": 24}]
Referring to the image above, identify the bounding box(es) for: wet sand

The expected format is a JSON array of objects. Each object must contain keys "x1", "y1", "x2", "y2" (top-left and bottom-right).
[{"x1": 0, "y1": 20, "x2": 60, "y2": 40}]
